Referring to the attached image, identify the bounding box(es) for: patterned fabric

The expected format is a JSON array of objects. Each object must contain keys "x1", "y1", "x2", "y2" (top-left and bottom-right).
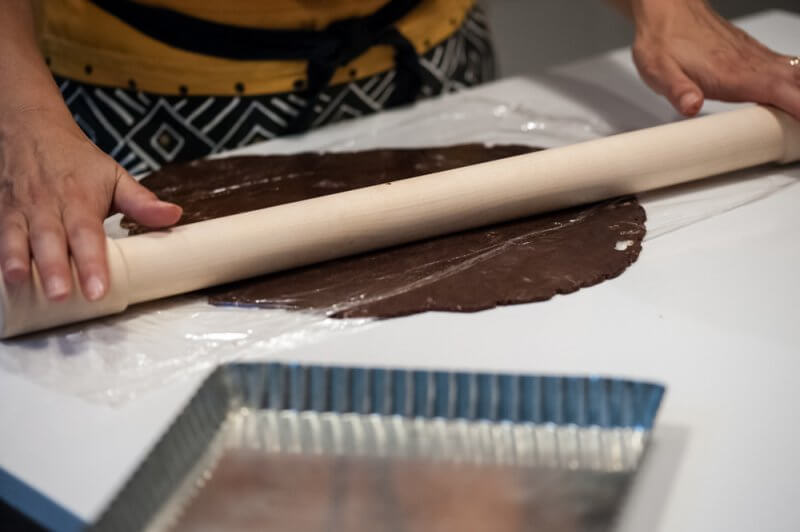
[
  {"x1": 39, "y1": 0, "x2": 476, "y2": 95},
  {"x1": 55, "y1": 7, "x2": 494, "y2": 174}
]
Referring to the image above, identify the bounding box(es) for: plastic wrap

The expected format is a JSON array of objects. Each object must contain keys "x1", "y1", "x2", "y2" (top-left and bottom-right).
[
  {"x1": 641, "y1": 165, "x2": 798, "y2": 240},
  {"x1": 0, "y1": 297, "x2": 373, "y2": 403},
  {"x1": 0, "y1": 87, "x2": 795, "y2": 404}
]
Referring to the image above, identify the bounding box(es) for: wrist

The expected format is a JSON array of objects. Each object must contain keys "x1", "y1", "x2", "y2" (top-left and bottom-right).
[
  {"x1": 0, "y1": 42, "x2": 71, "y2": 125},
  {"x1": 0, "y1": 70, "x2": 74, "y2": 125},
  {"x1": 0, "y1": 98, "x2": 74, "y2": 128},
  {"x1": 0, "y1": 104, "x2": 84, "y2": 149},
  {"x1": 629, "y1": 0, "x2": 703, "y2": 34}
]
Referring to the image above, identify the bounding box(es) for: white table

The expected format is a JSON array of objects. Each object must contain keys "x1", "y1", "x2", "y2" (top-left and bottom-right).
[{"x1": 2, "y1": 10, "x2": 799, "y2": 532}]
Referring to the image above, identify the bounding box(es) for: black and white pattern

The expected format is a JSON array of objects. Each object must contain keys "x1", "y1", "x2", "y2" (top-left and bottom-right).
[{"x1": 56, "y1": 7, "x2": 495, "y2": 174}]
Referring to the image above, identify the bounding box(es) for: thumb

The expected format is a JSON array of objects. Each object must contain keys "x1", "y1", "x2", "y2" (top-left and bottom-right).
[
  {"x1": 112, "y1": 169, "x2": 182, "y2": 228},
  {"x1": 635, "y1": 51, "x2": 705, "y2": 116}
]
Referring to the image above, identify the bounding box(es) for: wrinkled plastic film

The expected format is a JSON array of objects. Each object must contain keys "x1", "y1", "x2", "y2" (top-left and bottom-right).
[
  {"x1": 207, "y1": 201, "x2": 625, "y2": 318},
  {"x1": 226, "y1": 94, "x2": 616, "y2": 156},
  {"x1": 0, "y1": 296, "x2": 374, "y2": 404},
  {"x1": 299, "y1": 213, "x2": 596, "y2": 318},
  {"x1": 0, "y1": 90, "x2": 794, "y2": 404},
  {"x1": 641, "y1": 166, "x2": 799, "y2": 240}
]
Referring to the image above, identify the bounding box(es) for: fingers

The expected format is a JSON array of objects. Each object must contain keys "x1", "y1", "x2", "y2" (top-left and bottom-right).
[
  {"x1": 113, "y1": 171, "x2": 182, "y2": 228},
  {"x1": 0, "y1": 211, "x2": 31, "y2": 284},
  {"x1": 765, "y1": 60, "x2": 800, "y2": 121},
  {"x1": 9, "y1": 210, "x2": 108, "y2": 301},
  {"x1": 28, "y1": 213, "x2": 71, "y2": 300},
  {"x1": 1, "y1": 163, "x2": 180, "y2": 303},
  {"x1": 719, "y1": 57, "x2": 800, "y2": 120},
  {"x1": 0, "y1": 112, "x2": 154, "y2": 303},
  {"x1": 632, "y1": 5, "x2": 798, "y2": 119},
  {"x1": 63, "y1": 208, "x2": 108, "y2": 301},
  {"x1": 765, "y1": 82, "x2": 800, "y2": 121},
  {"x1": 4, "y1": 205, "x2": 110, "y2": 302},
  {"x1": 634, "y1": 48, "x2": 705, "y2": 116}
]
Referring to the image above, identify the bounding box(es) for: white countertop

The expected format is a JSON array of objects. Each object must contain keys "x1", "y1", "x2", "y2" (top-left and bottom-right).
[{"x1": 2, "y1": 10, "x2": 799, "y2": 532}]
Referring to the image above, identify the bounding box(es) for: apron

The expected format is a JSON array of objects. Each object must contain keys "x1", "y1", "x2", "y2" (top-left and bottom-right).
[{"x1": 38, "y1": 0, "x2": 494, "y2": 172}]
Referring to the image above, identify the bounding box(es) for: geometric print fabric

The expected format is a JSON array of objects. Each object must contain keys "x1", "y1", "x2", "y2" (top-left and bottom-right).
[{"x1": 56, "y1": 7, "x2": 496, "y2": 174}]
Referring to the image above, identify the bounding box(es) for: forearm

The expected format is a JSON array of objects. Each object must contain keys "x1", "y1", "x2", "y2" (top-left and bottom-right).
[
  {"x1": 607, "y1": 0, "x2": 715, "y2": 32},
  {"x1": 0, "y1": 0, "x2": 71, "y2": 119}
]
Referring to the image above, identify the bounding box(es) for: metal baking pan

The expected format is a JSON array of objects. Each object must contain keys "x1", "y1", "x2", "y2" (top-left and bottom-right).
[{"x1": 90, "y1": 363, "x2": 665, "y2": 532}]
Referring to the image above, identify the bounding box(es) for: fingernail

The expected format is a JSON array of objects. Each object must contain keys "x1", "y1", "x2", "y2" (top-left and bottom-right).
[
  {"x1": 85, "y1": 276, "x2": 105, "y2": 301},
  {"x1": 680, "y1": 93, "x2": 701, "y2": 114},
  {"x1": 3, "y1": 259, "x2": 27, "y2": 282},
  {"x1": 45, "y1": 276, "x2": 69, "y2": 299}
]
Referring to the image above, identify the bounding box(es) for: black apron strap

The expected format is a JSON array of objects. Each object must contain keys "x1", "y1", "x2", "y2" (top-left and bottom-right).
[{"x1": 88, "y1": 0, "x2": 425, "y2": 132}]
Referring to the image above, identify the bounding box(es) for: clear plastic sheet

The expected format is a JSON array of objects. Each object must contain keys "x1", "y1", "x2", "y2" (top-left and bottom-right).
[
  {"x1": 0, "y1": 84, "x2": 795, "y2": 404},
  {"x1": 204, "y1": 197, "x2": 644, "y2": 319},
  {"x1": 641, "y1": 165, "x2": 799, "y2": 241},
  {"x1": 0, "y1": 297, "x2": 373, "y2": 404}
]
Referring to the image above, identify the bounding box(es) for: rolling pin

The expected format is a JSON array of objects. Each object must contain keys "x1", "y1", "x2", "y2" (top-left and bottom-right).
[{"x1": 2, "y1": 105, "x2": 799, "y2": 338}]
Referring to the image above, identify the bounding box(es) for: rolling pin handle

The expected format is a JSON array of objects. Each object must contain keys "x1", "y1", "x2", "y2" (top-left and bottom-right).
[{"x1": 772, "y1": 107, "x2": 800, "y2": 164}]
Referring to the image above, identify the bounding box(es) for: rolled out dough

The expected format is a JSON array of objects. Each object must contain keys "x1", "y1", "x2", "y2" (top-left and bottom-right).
[{"x1": 125, "y1": 145, "x2": 646, "y2": 318}]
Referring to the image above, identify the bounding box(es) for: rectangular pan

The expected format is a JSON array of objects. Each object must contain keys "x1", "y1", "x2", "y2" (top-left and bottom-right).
[{"x1": 90, "y1": 363, "x2": 665, "y2": 532}]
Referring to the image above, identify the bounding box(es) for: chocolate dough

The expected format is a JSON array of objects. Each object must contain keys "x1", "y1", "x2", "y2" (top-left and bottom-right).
[{"x1": 125, "y1": 145, "x2": 646, "y2": 318}]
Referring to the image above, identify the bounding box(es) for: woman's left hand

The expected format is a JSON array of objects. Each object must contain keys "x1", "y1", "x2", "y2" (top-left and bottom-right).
[{"x1": 628, "y1": 0, "x2": 800, "y2": 119}]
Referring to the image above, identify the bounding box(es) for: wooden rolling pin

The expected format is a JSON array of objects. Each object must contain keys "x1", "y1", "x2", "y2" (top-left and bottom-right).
[{"x1": 2, "y1": 105, "x2": 799, "y2": 338}]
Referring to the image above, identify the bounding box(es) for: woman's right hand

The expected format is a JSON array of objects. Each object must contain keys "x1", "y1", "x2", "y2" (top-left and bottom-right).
[{"x1": 0, "y1": 106, "x2": 182, "y2": 302}]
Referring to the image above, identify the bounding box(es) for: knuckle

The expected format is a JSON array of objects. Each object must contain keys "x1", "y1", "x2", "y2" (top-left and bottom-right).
[
  {"x1": 748, "y1": 71, "x2": 785, "y2": 103},
  {"x1": 0, "y1": 212, "x2": 28, "y2": 234},
  {"x1": 667, "y1": 82, "x2": 688, "y2": 102},
  {"x1": 768, "y1": 84, "x2": 799, "y2": 118},
  {"x1": 64, "y1": 174, "x2": 114, "y2": 214},
  {"x1": 632, "y1": 39, "x2": 667, "y2": 68},
  {"x1": 66, "y1": 221, "x2": 103, "y2": 246},
  {"x1": 21, "y1": 177, "x2": 57, "y2": 207},
  {"x1": 632, "y1": 39, "x2": 656, "y2": 62},
  {"x1": 0, "y1": 246, "x2": 25, "y2": 264},
  {"x1": 37, "y1": 263, "x2": 70, "y2": 283},
  {"x1": 0, "y1": 226, "x2": 26, "y2": 253},
  {"x1": 113, "y1": 163, "x2": 128, "y2": 181},
  {"x1": 31, "y1": 244, "x2": 67, "y2": 267},
  {"x1": 634, "y1": 52, "x2": 660, "y2": 79},
  {"x1": 28, "y1": 213, "x2": 66, "y2": 237},
  {"x1": 0, "y1": 175, "x2": 33, "y2": 209},
  {"x1": 63, "y1": 207, "x2": 102, "y2": 234},
  {"x1": 693, "y1": 72, "x2": 724, "y2": 99},
  {"x1": 0, "y1": 178, "x2": 15, "y2": 203}
]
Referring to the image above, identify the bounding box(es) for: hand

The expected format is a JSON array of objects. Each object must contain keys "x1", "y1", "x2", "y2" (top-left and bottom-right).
[
  {"x1": 0, "y1": 107, "x2": 182, "y2": 301},
  {"x1": 629, "y1": 0, "x2": 800, "y2": 119}
]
